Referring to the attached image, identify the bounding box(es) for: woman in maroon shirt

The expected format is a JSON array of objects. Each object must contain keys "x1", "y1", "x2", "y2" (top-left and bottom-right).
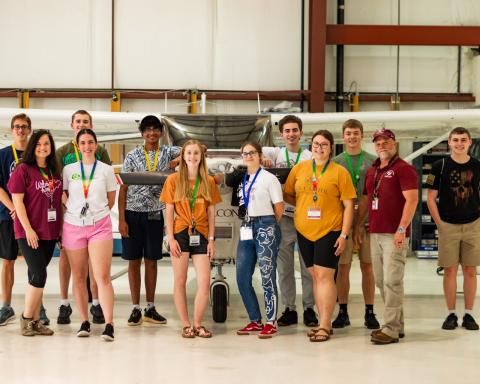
[{"x1": 8, "y1": 129, "x2": 62, "y2": 337}]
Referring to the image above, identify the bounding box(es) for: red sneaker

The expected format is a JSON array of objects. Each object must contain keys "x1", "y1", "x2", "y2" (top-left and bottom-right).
[
  {"x1": 237, "y1": 322, "x2": 264, "y2": 335},
  {"x1": 258, "y1": 323, "x2": 277, "y2": 339}
]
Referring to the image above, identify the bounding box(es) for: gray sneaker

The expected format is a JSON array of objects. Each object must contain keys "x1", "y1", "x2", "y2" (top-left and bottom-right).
[
  {"x1": 0, "y1": 306, "x2": 16, "y2": 326},
  {"x1": 20, "y1": 315, "x2": 36, "y2": 337},
  {"x1": 33, "y1": 320, "x2": 54, "y2": 336}
]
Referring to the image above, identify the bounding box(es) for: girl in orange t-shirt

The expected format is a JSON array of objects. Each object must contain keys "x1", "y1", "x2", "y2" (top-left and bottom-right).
[{"x1": 160, "y1": 140, "x2": 221, "y2": 338}]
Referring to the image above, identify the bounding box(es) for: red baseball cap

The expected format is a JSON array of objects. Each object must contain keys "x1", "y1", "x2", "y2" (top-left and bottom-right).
[{"x1": 372, "y1": 128, "x2": 395, "y2": 142}]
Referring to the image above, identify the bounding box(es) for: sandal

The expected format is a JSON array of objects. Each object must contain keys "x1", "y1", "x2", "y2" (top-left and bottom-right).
[
  {"x1": 182, "y1": 326, "x2": 195, "y2": 338},
  {"x1": 194, "y1": 325, "x2": 212, "y2": 338},
  {"x1": 309, "y1": 328, "x2": 331, "y2": 342},
  {"x1": 307, "y1": 327, "x2": 333, "y2": 337}
]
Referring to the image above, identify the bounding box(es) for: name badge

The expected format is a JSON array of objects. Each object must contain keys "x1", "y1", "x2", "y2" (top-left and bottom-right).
[
  {"x1": 240, "y1": 225, "x2": 253, "y2": 241},
  {"x1": 372, "y1": 198, "x2": 379, "y2": 211},
  {"x1": 189, "y1": 234, "x2": 200, "y2": 246},
  {"x1": 307, "y1": 207, "x2": 321, "y2": 220},
  {"x1": 47, "y1": 208, "x2": 57, "y2": 222}
]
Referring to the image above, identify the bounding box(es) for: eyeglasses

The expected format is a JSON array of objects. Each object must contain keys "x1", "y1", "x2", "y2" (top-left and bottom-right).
[
  {"x1": 311, "y1": 141, "x2": 330, "y2": 149},
  {"x1": 13, "y1": 125, "x2": 30, "y2": 131},
  {"x1": 241, "y1": 150, "x2": 258, "y2": 158}
]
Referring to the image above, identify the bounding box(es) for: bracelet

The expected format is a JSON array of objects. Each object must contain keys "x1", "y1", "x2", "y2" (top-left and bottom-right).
[
  {"x1": 208, "y1": 236, "x2": 215, "y2": 241},
  {"x1": 339, "y1": 233, "x2": 348, "y2": 239}
]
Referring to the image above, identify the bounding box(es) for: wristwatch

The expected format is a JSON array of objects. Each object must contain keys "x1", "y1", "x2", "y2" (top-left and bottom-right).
[
  {"x1": 396, "y1": 226, "x2": 406, "y2": 234},
  {"x1": 340, "y1": 233, "x2": 348, "y2": 239},
  {"x1": 208, "y1": 236, "x2": 215, "y2": 241}
]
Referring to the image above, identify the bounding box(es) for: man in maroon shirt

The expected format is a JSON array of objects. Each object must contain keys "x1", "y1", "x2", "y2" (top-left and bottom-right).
[{"x1": 354, "y1": 128, "x2": 418, "y2": 344}]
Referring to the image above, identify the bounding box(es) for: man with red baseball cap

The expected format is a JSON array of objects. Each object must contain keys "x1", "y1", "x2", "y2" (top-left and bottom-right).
[{"x1": 354, "y1": 127, "x2": 418, "y2": 344}]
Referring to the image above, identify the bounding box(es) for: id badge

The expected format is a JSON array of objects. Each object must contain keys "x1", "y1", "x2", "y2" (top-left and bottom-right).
[
  {"x1": 240, "y1": 225, "x2": 253, "y2": 241},
  {"x1": 307, "y1": 207, "x2": 321, "y2": 220},
  {"x1": 147, "y1": 211, "x2": 162, "y2": 221},
  {"x1": 189, "y1": 233, "x2": 200, "y2": 246},
  {"x1": 47, "y1": 208, "x2": 57, "y2": 222},
  {"x1": 372, "y1": 198, "x2": 379, "y2": 211}
]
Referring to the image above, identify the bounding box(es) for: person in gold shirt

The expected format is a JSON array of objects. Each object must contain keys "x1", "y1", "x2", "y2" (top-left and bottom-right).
[{"x1": 284, "y1": 130, "x2": 356, "y2": 342}]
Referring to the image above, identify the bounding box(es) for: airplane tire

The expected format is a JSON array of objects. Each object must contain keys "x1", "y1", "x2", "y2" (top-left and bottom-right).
[{"x1": 212, "y1": 284, "x2": 228, "y2": 323}]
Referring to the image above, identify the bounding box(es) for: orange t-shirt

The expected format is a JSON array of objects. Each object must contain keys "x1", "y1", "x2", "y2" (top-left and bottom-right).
[{"x1": 160, "y1": 173, "x2": 222, "y2": 238}]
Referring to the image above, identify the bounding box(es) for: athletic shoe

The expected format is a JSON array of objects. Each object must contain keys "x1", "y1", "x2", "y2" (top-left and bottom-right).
[
  {"x1": 127, "y1": 308, "x2": 143, "y2": 326},
  {"x1": 33, "y1": 320, "x2": 54, "y2": 336},
  {"x1": 364, "y1": 311, "x2": 381, "y2": 329},
  {"x1": 20, "y1": 315, "x2": 36, "y2": 336},
  {"x1": 332, "y1": 310, "x2": 350, "y2": 328},
  {"x1": 442, "y1": 313, "x2": 458, "y2": 330},
  {"x1": 144, "y1": 306, "x2": 167, "y2": 324},
  {"x1": 277, "y1": 308, "x2": 298, "y2": 326},
  {"x1": 39, "y1": 304, "x2": 50, "y2": 326},
  {"x1": 90, "y1": 304, "x2": 105, "y2": 324},
  {"x1": 258, "y1": 323, "x2": 277, "y2": 339},
  {"x1": 237, "y1": 321, "x2": 264, "y2": 335},
  {"x1": 303, "y1": 308, "x2": 319, "y2": 327},
  {"x1": 462, "y1": 314, "x2": 479, "y2": 330},
  {"x1": 57, "y1": 304, "x2": 72, "y2": 325},
  {"x1": 77, "y1": 321, "x2": 91, "y2": 337},
  {"x1": 0, "y1": 306, "x2": 15, "y2": 326},
  {"x1": 101, "y1": 323, "x2": 114, "y2": 341}
]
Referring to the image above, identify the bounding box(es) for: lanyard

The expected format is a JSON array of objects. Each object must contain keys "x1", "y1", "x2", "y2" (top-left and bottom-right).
[
  {"x1": 312, "y1": 159, "x2": 330, "y2": 202},
  {"x1": 242, "y1": 168, "x2": 262, "y2": 210},
  {"x1": 373, "y1": 156, "x2": 398, "y2": 198},
  {"x1": 189, "y1": 176, "x2": 200, "y2": 212},
  {"x1": 343, "y1": 151, "x2": 363, "y2": 188},
  {"x1": 11, "y1": 145, "x2": 20, "y2": 165},
  {"x1": 285, "y1": 147, "x2": 302, "y2": 168},
  {"x1": 80, "y1": 160, "x2": 97, "y2": 199},
  {"x1": 143, "y1": 146, "x2": 160, "y2": 172},
  {"x1": 72, "y1": 140, "x2": 80, "y2": 162}
]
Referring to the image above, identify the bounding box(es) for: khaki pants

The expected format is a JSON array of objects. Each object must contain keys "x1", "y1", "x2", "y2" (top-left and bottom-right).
[{"x1": 370, "y1": 233, "x2": 407, "y2": 338}]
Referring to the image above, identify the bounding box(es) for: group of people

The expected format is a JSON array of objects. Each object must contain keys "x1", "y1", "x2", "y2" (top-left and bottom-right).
[{"x1": 1, "y1": 110, "x2": 479, "y2": 345}]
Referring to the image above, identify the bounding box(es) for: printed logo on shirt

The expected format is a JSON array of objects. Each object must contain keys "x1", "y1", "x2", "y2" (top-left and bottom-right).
[
  {"x1": 35, "y1": 179, "x2": 62, "y2": 198},
  {"x1": 9, "y1": 160, "x2": 16, "y2": 177},
  {"x1": 385, "y1": 170, "x2": 395, "y2": 178},
  {"x1": 71, "y1": 173, "x2": 81, "y2": 180},
  {"x1": 425, "y1": 174, "x2": 435, "y2": 186}
]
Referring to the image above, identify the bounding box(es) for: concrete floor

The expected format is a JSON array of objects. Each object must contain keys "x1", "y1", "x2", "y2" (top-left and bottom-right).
[{"x1": 1, "y1": 256, "x2": 479, "y2": 384}]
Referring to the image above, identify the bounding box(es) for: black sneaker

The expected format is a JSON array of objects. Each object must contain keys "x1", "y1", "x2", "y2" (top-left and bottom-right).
[
  {"x1": 101, "y1": 323, "x2": 114, "y2": 342},
  {"x1": 39, "y1": 304, "x2": 50, "y2": 326},
  {"x1": 127, "y1": 308, "x2": 143, "y2": 326},
  {"x1": 277, "y1": 308, "x2": 298, "y2": 326},
  {"x1": 332, "y1": 310, "x2": 350, "y2": 328},
  {"x1": 90, "y1": 304, "x2": 105, "y2": 324},
  {"x1": 57, "y1": 304, "x2": 72, "y2": 325},
  {"x1": 77, "y1": 321, "x2": 91, "y2": 337},
  {"x1": 462, "y1": 314, "x2": 479, "y2": 330},
  {"x1": 364, "y1": 311, "x2": 381, "y2": 329},
  {"x1": 442, "y1": 313, "x2": 458, "y2": 330},
  {"x1": 144, "y1": 306, "x2": 167, "y2": 324},
  {"x1": 303, "y1": 307, "x2": 319, "y2": 327}
]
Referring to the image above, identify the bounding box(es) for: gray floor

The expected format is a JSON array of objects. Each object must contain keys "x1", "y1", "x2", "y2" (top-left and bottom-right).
[{"x1": 1, "y1": 256, "x2": 479, "y2": 384}]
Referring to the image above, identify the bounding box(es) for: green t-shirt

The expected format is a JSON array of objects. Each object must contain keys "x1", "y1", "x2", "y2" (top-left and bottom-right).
[{"x1": 56, "y1": 141, "x2": 111, "y2": 172}]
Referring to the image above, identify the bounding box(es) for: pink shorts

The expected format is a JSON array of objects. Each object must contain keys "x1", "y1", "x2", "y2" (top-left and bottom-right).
[{"x1": 62, "y1": 215, "x2": 113, "y2": 250}]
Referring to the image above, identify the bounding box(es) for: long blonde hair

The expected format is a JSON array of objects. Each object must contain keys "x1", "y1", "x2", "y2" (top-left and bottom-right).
[{"x1": 173, "y1": 140, "x2": 212, "y2": 202}]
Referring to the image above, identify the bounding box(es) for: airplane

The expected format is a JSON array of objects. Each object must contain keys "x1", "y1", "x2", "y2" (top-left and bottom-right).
[{"x1": 1, "y1": 105, "x2": 480, "y2": 321}]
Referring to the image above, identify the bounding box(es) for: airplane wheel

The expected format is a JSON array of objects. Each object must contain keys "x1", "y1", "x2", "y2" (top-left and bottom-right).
[{"x1": 212, "y1": 284, "x2": 228, "y2": 323}]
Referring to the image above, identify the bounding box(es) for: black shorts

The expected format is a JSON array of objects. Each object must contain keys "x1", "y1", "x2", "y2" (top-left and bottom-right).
[
  {"x1": 297, "y1": 230, "x2": 341, "y2": 269},
  {"x1": 174, "y1": 228, "x2": 208, "y2": 256},
  {"x1": 0, "y1": 220, "x2": 19, "y2": 261},
  {"x1": 121, "y1": 210, "x2": 164, "y2": 261}
]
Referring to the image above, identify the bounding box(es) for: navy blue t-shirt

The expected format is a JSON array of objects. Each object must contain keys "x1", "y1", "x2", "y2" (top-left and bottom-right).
[{"x1": 0, "y1": 145, "x2": 23, "y2": 221}]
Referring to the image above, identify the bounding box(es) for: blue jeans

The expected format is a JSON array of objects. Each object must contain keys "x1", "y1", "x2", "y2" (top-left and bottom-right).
[{"x1": 236, "y1": 215, "x2": 281, "y2": 323}]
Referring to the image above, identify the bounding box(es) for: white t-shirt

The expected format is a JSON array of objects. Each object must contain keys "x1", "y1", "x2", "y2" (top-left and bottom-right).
[
  {"x1": 262, "y1": 146, "x2": 312, "y2": 216},
  {"x1": 63, "y1": 161, "x2": 117, "y2": 226},
  {"x1": 238, "y1": 168, "x2": 283, "y2": 217}
]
